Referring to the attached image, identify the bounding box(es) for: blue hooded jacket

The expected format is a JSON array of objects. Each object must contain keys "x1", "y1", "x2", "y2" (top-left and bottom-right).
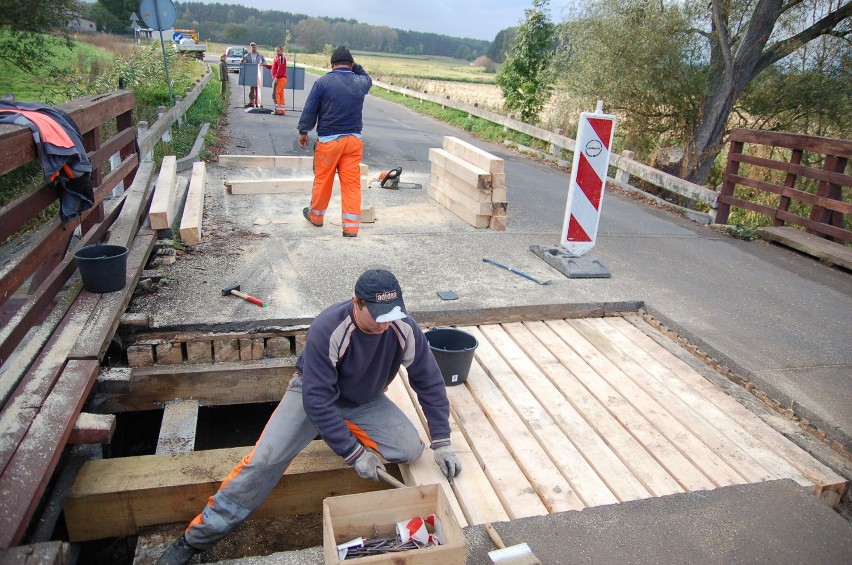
[{"x1": 297, "y1": 65, "x2": 372, "y2": 138}]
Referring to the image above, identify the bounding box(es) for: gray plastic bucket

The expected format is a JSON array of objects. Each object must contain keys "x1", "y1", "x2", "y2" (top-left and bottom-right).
[
  {"x1": 73, "y1": 244, "x2": 129, "y2": 293},
  {"x1": 425, "y1": 328, "x2": 478, "y2": 386}
]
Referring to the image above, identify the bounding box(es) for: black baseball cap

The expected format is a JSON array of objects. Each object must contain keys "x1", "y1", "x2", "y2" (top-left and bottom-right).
[{"x1": 355, "y1": 269, "x2": 407, "y2": 323}]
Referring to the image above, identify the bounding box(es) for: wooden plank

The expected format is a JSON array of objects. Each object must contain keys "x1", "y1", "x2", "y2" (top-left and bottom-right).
[
  {"x1": 427, "y1": 183, "x2": 491, "y2": 228},
  {"x1": 156, "y1": 400, "x2": 199, "y2": 455},
  {"x1": 179, "y1": 161, "x2": 206, "y2": 245},
  {"x1": 68, "y1": 231, "x2": 157, "y2": 360},
  {"x1": 68, "y1": 412, "x2": 116, "y2": 445},
  {"x1": 94, "y1": 359, "x2": 294, "y2": 412},
  {"x1": 469, "y1": 325, "x2": 612, "y2": 508},
  {"x1": 445, "y1": 374, "x2": 549, "y2": 520},
  {"x1": 218, "y1": 155, "x2": 314, "y2": 168},
  {"x1": 550, "y1": 319, "x2": 747, "y2": 488},
  {"x1": 519, "y1": 321, "x2": 684, "y2": 497},
  {"x1": 226, "y1": 177, "x2": 313, "y2": 194},
  {"x1": 0, "y1": 359, "x2": 100, "y2": 549},
  {"x1": 428, "y1": 148, "x2": 492, "y2": 189},
  {"x1": 384, "y1": 379, "x2": 468, "y2": 527},
  {"x1": 532, "y1": 320, "x2": 719, "y2": 492},
  {"x1": 758, "y1": 227, "x2": 852, "y2": 270},
  {"x1": 442, "y1": 136, "x2": 504, "y2": 174},
  {"x1": 729, "y1": 128, "x2": 852, "y2": 159},
  {"x1": 580, "y1": 318, "x2": 811, "y2": 487},
  {"x1": 617, "y1": 315, "x2": 848, "y2": 506},
  {"x1": 461, "y1": 326, "x2": 585, "y2": 513},
  {"x1": 498, "y1": 322, "x2": 653, "y2": 502},
  {"x1": 148, "y1": 155, "x2": 178, "y2": 229},
  {"x1": 63, "y1": 441, "x2": 385, "y2": 541},
  {"x1": 398, "y1": 369, "x2": 509, "y2": 525},
  {"x1": 730, "y1": 151, "x2": 852, "y2": 188}
]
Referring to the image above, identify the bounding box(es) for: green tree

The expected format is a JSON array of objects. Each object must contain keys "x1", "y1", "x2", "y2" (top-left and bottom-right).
[
  {"x1": 0, "y1": 0, "x2": 77, "y2": 73},
  {"x1": 487, "y1": 27, "x2": 517, "y2": 63},
  {"x1": 96, "y1": 0, "x2": 138, "y2": 22},
  {"x1": 495, "y1": 0, "x2": 556, "y2": 123},
  {"x1": 559, "y1": 0, "x2": 852, "y2": 184},
  {"x1": 295, "y1": 17, "x2": 332, "y2": 53}
]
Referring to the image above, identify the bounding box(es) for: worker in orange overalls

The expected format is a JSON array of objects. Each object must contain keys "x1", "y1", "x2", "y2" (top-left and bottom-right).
[
  {"x1": 297, "y1": 46, "x2": 372, "y2": 238},
  {"x1": 270, "y1": 45, "x2": 287, "y2": 115}
]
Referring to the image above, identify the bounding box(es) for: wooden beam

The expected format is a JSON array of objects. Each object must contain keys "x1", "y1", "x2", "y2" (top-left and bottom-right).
[
  {"x1": 148, "y1": 156, "x2": 178, "y2": 229},
  {"x1": 156, "y1": 400, "x2": 199, "y2": 455},
  {"x1": 179, "y1": 162, "x2": 206, "y2": 245},
  {"x1": 219, "y1": 155, "x2": 314, "y2": 168},
  {"x1": 428, "y1": 148, "x2": 491, "y2": 189},
  {"x1": 430, "y1": 166, "x2": 494, "y2": 215},
  {"x1": 94, "y1": 359, "x2": 294, "y2": 412},
  {"x1": 427, "y1": 183, "x2": 490, "y2": 228},
  {"x1": 63, "y1": 441, "x2": 386, "y2": 541},
  {"x1": 758, "y1": 226, "x2": 852, "y2": 270},
  {"x1": 442, "y1": 136, "x2": 504, "y2": 174},
  {"x1": 226, "y1": 177, "x2": 313, "y2": 194},
  {"x1": 68, "y1": 413, "x2": 115, "y2": 445}
]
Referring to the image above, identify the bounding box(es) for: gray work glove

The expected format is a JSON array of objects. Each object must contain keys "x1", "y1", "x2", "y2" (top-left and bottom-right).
[
  {"x1": 352, "y1": 450, "x2": 385, "y2": 481},
  {"x1": 433, "y1": 446, "x2": 462, "y2": 481}
]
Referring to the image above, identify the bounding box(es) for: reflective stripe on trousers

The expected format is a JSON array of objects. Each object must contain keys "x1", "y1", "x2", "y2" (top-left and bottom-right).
[
  {"x1": 273, "y1": 77, "x2": 286, "y2": 113},
  {"x1": 308, "y1": 136, "x2": 363, "y2": 235},
  {"x1": 183, "y1": 375, "x2": 423, "y2": 550}
]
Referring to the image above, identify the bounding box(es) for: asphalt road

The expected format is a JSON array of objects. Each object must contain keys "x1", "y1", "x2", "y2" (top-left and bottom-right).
[{"x1": 140, "y1": 65, "x2": 851, "y2": 455}]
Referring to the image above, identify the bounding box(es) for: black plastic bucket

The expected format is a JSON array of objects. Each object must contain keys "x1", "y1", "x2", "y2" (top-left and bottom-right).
[
  {"x1": 73, "y1": 244, "x2": 129, "y2": 293},
  {"x1": 425, "y1": 328, "x2": 478, "y2": 386}
]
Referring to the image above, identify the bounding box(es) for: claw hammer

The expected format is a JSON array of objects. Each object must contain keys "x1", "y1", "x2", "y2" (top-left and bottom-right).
[{"x1": 222, "y1": 284, "x2": 265, "y2": 307}]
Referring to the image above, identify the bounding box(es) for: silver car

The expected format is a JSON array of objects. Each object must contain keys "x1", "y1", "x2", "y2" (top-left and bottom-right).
[{"x1": 225, "y1": 46, "x2": 247, "y2": 73}]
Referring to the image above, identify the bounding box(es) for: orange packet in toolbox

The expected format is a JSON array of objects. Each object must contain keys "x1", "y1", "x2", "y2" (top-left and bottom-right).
[{"x1": 396, "y1": 514, "x2": 443, "y2": 545}]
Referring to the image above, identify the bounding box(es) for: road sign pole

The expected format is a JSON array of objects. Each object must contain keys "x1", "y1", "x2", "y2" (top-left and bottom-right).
[{"x1": 153, "y1": 0, "x2": 174, "y2": 107}]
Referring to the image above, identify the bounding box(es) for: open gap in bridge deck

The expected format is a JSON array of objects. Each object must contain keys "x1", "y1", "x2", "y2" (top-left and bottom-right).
[{"x1": 395, "y1": 315, "x2": 847, "y2": 526}]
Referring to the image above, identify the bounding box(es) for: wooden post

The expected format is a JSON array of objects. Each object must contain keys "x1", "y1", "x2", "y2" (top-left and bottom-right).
[
  {"x1": 717, "y1": 138, "x2": 744, "y2": 225},
  {"x1": 774, "y1": 148, "x2": 802, "y2": 227}
]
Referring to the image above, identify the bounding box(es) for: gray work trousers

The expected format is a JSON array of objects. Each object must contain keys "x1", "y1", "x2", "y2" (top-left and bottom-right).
[{"x1": 184, "y1": 375, "x2": 424, "y2": 549}]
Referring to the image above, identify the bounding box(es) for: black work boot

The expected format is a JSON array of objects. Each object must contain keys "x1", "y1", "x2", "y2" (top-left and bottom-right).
[
  {"x1": 157, "y1": 534, "x2": 201, "y2": 565},
  {"x1": 303, "y1": 207, "x2": 322, "y2": 227}
]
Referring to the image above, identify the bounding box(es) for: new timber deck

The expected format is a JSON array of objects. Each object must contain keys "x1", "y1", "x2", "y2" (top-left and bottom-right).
[
  {"x1": 66, "y1": 314, "x2": 847, "y2": 557},
  {"x1": 394, "y1": 316, "x2": 846, "y2": 526}
]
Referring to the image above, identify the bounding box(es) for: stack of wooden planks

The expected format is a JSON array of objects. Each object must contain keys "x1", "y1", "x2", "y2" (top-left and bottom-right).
[{"x1": 428, "y1": 136, "x2": 507, "y2": 230}]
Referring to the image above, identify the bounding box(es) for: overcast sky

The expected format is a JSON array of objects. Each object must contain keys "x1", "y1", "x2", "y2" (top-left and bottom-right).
[{"x1": 189, "y1": 0, "x2": 576, "y2": 41}]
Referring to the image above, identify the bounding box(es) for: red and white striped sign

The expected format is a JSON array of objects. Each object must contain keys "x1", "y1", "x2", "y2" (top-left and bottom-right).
[{"x1": 560, "y1": 105, "x2": 617, "y2": 256}]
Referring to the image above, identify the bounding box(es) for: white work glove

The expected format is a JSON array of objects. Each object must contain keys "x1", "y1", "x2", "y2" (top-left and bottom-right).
[
  {"x1": 433, "y1": 446, "x2": 462, "y2": 482},
  {"x1": 352, "y1": 450, "x2": 385, "y2": 481}
]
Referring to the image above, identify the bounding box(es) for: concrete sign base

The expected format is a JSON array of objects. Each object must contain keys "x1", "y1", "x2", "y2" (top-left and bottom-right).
[{"x1": 530, "y1": 244, "x2": 611, "y2": 279}]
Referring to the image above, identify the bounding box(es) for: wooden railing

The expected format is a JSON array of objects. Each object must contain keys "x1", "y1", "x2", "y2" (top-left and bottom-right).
[
  {"x1": 0, "y1": 91, "x2": 138, "y2": 364},
  {"x1": 717, "y1": 129, "x2": 852, "y2": 243}
]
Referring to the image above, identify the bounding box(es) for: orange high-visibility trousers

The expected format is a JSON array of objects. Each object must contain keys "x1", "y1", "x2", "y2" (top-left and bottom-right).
[
  {"x1": 307, "y1": 136, "x2": 363, "y2": 236},
  {"x1": 273, "y1": 77, "x2": 286, "y2": 114}
]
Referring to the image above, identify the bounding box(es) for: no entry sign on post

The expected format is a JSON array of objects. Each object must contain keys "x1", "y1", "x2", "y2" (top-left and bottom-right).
[{"x1": 560, "y1": 102, "x2": 616, "y2": 257}]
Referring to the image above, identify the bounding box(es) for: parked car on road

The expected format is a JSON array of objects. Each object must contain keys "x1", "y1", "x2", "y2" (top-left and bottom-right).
[{"x1": 225, "y1": 46, "x2": 247, "y2": 72}]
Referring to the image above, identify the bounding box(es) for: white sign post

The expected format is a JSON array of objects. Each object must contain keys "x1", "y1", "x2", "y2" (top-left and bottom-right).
[{"x1": 560, "y1": 100, "x2": 617, "y2": 256}]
